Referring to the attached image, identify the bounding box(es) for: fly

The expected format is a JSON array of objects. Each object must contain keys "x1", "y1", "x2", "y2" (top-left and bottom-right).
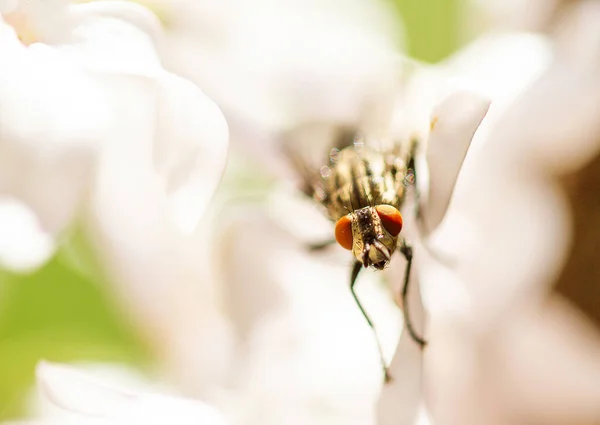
[{"x1": 282, "y1": 126, "x2": 426, "y2": 383}]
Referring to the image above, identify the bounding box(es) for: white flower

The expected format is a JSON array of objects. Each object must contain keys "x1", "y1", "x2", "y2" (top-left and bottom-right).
[
  {"x1": 214, "y1": 20, "x2": 552, "y2": 425},
  {"x1": 207, "y1": 86, "x2": 490, "y2": 425},
  {"x1": 382, "y1": 2, "x2": 600, "y2": 425},
  {"x1": 0, "y1": 0, "x2": 234, "y2": 391},
  {"x1": 188, "y1": 18, "x2": 555, "y2": 425},
  {"x1": 6, "y1": 361, "x2": 229, "y2": 425}
]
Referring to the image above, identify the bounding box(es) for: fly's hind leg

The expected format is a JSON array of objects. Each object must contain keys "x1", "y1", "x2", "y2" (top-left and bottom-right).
[{"x1": 398, "y1": 238, "x2": 427, "y2": 348}]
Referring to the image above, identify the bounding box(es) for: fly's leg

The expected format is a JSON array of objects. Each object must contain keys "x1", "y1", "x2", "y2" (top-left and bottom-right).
[
  {"x1": 407, "y1": 140, "x2": 425, "y2": 227},
  {"x1": 398, "y1": 238, "x2": 427, "y2": 347},
  {"x1": 350, "y1": 261, "x2": 392, "y2": 383}
]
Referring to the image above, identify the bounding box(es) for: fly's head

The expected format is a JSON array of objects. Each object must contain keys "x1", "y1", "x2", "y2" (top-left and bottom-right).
[{"x1": 334, "y1": 205, "x2": 403, "y2": 270}]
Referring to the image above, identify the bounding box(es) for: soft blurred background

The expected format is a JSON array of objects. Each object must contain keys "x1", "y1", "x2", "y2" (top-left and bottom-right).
[{"x1": 1, "y1": 0, "x2": 600, "y2": 424}]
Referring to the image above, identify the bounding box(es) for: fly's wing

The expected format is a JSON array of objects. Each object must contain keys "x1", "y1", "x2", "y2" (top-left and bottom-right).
[{"x1": 278, "y1": 122, "x2": 359, "y2": 199}]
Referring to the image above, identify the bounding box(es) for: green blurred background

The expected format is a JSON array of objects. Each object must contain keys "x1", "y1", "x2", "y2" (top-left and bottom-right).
[{"x1": 0, "y1": 0, "x2": 465, "y2": 419}]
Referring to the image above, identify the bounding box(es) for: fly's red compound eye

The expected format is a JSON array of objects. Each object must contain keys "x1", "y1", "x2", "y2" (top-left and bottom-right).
[
  {"x1": 376, "y1": 205, "x2": 403, "y2": 236},
  {"x1": 335, "y1": 215, "x2": 353, "y2": 250}
]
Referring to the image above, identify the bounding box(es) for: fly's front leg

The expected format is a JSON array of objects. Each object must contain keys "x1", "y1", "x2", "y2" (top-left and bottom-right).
[
  {"x1": 349, "y1": 261, "x2": 392, "y2": 383},
  {"x1": 398, "y1": 238, "x2": 427, "y2": 348}
]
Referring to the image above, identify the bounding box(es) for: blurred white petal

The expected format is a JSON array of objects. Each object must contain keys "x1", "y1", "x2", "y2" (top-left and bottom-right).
[
  {"x1": 155, "y1": 73, "x2": 229, "y2": 234},
  {"x1": 420, "y1": 91, "x2": 490, "y2": 235},
  {"x1": 0, "y1": 197, "x2": 55, "y2": 271},
  {"x1": 498, "y1": 299, "x2": 600, "y2": 425},
  {"x1": 377, "y1": 266, "x2": 425, "y2": 425},
  {"x1": 468, "y1": 0, "x2": 563, "y2": 32},
  {"x1": 3, "y1": 0, "x2": 71, "y2": 44},
  {"x1": 84, "y1": 73, "x2": 233, "y2": 392},
  {"x1": 412, "y1": 2, "x2": 600, "y2": 425},
  {"x1": 63, "y1": 2, "x2": 163, "y2": 75},
  {"x1": 0, "y1": 0, "x2": 232, "y2": 393},
  {"x1": 153, "y1": 0, "x2": 403, "y2": 155},
  {"x1": 0, "y1": 11, "x2": 109, "y2": 233},
  {"x1": 35, "y1": 362, "x2": 230, "y2": 425},
  {"x1": 37, "y1": 361, "x2": 134, "y2": 418},
  {"x1": 493, "y1": 1, "x2": 600, "y2": 175},
  {"x1": 0, "y1": 0, "x2": 18, "y2": 14},
  {"x1": 391, "y1": 33, "x2": 551, "y2": 145},
  {"x1": 215, "y1": 203, "x2": 400, "y2": 425}
]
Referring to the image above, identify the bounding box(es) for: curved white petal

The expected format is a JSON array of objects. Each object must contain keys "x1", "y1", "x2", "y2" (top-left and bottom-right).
[
  {"x1": 0, "y1": 17, "x2": 107, "y2": 233},
  {"x1": 3, "y1": 0, "x2": 233, "y2": 394},
  {"x1": 61, "y1": 2, "x2": 163, "y2": 75},
  {"x1": 154, "y1": 73, "x2": 229, "y2": 234},
  {"x1": 0, "y1": 2, "x2": 170, "y2": 235},
  {"x1": 84, "y1": 73, "x2": 233, "y2": 393},
  {"x1": 419, "y1": 91, "x2": 490, "y2": 235},
  {"x1": 417, "y1": 3, "x2": 600, "y2": 425},
  {"x1": 2, "y1": 0, "x2": 71, "y2": 44},
  {"x1": 440, "y1": 32, "x2": 551, "y2": 141},
  {"x1": 377, "y1": 265, "x2": 425, "y2": 425},
  {"x1": 390, "y1": 33, "x2": 551, "y2": 145},
  {"x1": 36, "y1": 362, "x2": 230, "y2": 425},
  {"x1": 37, "y1": 361, "x2": 134, "y2": 418},
  {"x1": 492, "y1": 0, "x2": 600, "y2": 174}
]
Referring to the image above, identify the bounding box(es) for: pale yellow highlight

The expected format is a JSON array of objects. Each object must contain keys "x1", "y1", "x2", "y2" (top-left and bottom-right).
[
  {"x1": 3, "y1": 12, "x2": 37, "y2": 45},
  {"x1": 430, "y1": 116, "x2": 439, "y2": 132}
]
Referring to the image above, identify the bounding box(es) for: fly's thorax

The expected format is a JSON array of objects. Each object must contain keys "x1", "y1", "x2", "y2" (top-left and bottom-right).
[
  {"x1": 318, "y1": 146, "x2": 411, "y2": 221},
  {"x1": 350, "y1": 207, "x2": 398, "y2": 270}
]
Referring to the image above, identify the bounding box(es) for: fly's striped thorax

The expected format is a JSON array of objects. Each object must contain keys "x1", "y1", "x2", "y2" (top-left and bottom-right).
[{"x1": 317, "y1": 143, "x2": 413, "y2": 221}]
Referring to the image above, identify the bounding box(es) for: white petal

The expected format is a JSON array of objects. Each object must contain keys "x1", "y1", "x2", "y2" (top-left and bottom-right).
[
  {"x1": 419, "y1": 91, "x2": 490, "y2": 235},
  {"x1": 377, "y1": 273, "x2": 425, "y2": 425},
  {"x1": 0, "y1": 197, "x2": 55, "y2": 271},
  {"x1": 36, "y1": 362, "x2": 230, "y2": 425},
  {"x1": 469, "y1": 0, "x2": 562, "y2": 32},
  {"x1": 154, "y1": 73, "x2": 229, "y2": 234},
  {"x1": 160, "y1": 0, "x2": 403, "y2": 133},
  {"x1": 122, "y1": 394, "x2": 228, "y2": 425},
  {"x1": 9, "y1": 0, "x2": 71, "y2": 44},
  {"x1": 423, "y1": 315, "x2": 491, "y2": 425},
  {"x1": 85, "y1": 76, "x2": 234, "y2": 392},
  {"x1": 0, "y1": 0, "x2": 18, "y2": 14},
  {"x1": 390, "y1": 33, "x2": 550, "y2": 146},
  {"x1": 61, "y1": 2, "x2": 163, "y2": 75},
  {"x1": 494, "y1": 0, "x2": 600, "y2": 174},
  {"x1": 0, "y1": 4, "x2": 167, "y2": 234},
  {"x1": 441, "y1": 32, "x2": 551, "y2": 141},
  {"x1": 36, "y1": 361, "x2": 134, "y2": 418},
  {"x1": 0, "y1": 20, "x2": 108, "y2": 232},
  {"x1": 217, "y1": 205, "x2": 396, "y2": 425},
  {"x1": 497, "y1": 299, "x2": 600, "y2": 424}
]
